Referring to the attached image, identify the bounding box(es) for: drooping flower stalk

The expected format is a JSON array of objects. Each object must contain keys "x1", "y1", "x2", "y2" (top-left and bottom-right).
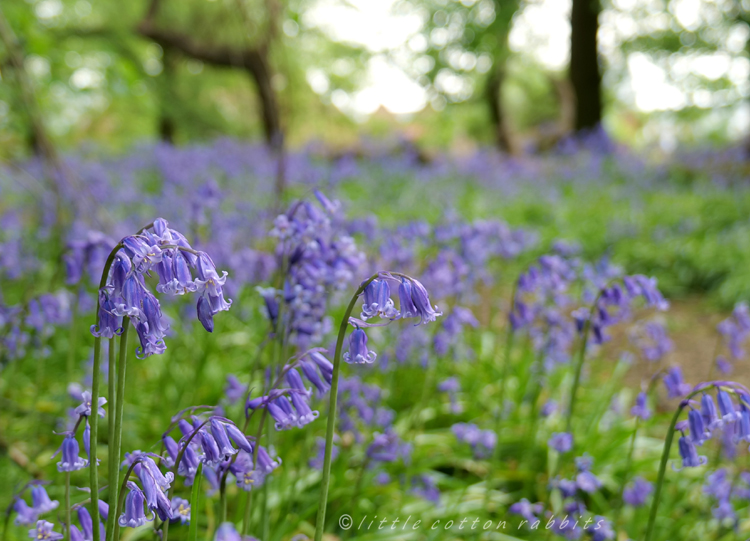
[
  {"x1": 643, "y1": 383, "x2": 747, "y2": 541},
  {"x1": 643, "y1": 396, "x2": 689, "y2": 541},
  {"x1": 313, "y1": 272, "x2": 441, "y2": 541},
  {"x1": 313, "y1": 274, "x2": 376, "y2": 541}
]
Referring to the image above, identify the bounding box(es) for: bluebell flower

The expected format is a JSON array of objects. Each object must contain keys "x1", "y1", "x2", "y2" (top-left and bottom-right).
[
  {"x1": 28, "y1": 520, "x2": 63, "y2": 541},
  {"x1": 135, "y1": 463, "x2": 172, "y2": 521},
  {"x1": 410, "y1": 475, "x2": 440, "y2": 503},
  {"x1": 663, "y1": 367, "x2": 691, "y2": 399},
  {"x1": 366, "y1": 429, "x2": 410, "y2": 463},
  {"x1": 90, "y1": 292, "x2": 121, "y2": 339},
  {"x1": 228, "y1": 451, "x2": 266, "y2": 491},
  {"x1": 309, "y1": 437, "x2": 338, "y2": 470},
  {"x1": 224, "y1": 375, "x2": 246, "y2": 405},
  {"x1": 548, "y1": 432, "x2": 573, "y2": 453},
  {"x1": 197, "y1": 295, "x2": 214, "y2": 333},
  {"x1": 209, "y1": 418, "x2": 238, "y2": 460},
  {"x1": 255, "y1": 445, "x2": 281, "y2": 474},
  {"x1": 74, "y1": 391, "x2": 107, "y2": 418},
  {"x1": 405, "y1": 278, "x2": 442, "y2": 325},
  {"x1": 736, "y1": 404, "x2": 750, "y2": 443},
  {"x1": 587, "y1": 516, "x2": 615, "y2": 541},
  {"x1": 452, "y1": 423, "x2": 495, "y2": 458},
  {"x1": 267, "y1": 398, "x2": 297, "y2": 431},
  {"x1": 77, "y1": 506, "x2": 94, "y2": 541},
  {"x1": 541, "y1": 400, "x2": 558, "y2": 417},
  {"x1": 134, "y1": 321, "x2": 166, "y2": 359},
  {"x1": 701, "y1": 393, "x2": 722, "y2": 429},
  {"x1": 300, "y1": 360, "x2": 329, "y2": 394},
  {"x1": 30, "y1": 486, "x2": 58, "y2": 515},
  {"x1": 675, "y1": 436, "x2": 708, "y2": 470},
  {"x1": 631, "y1": 391, "x2": 651, "y2": 420},
  {"x1": 397, "y1": 278, "x2": 419, "y2": 319},
  {"x1": 289, "y1": 391, "x2": 319, "y2": 427},
  {"x1": 195, "y1": 252, "x2": 232, "y2": 314},
  {"x1": 361, "y1": 279, "x2": 398, "y2": 320},
  {"x1": 509, "y1": 498, "x2": 543, "y2": 523},
  {"x1": 118, "y1": 483, "x2": 149, "y2": 528},
  {"x1": 688, "y1": 409, "x2": 709, "y2": 446},
  {"x1": 54, "y1": 435, "x2": 88, "y2": 472},
  {"x1": 223, "y1": 422, "x2": 253, "y2": 454},
  {"x1": 196, "y1": 430, "x2": 223, "y2": 467},
  {"x1": 69, "y1": 526, "x2": 84, "y2": 541},
  {"x1": 170, "y1": 497, "x2": 190, "y2": 524},
  {"x1": 575, "y1": 455, "x2": 602, "y2": 493},
  {"x1": 717, "y1": 390, "x2": 741, "y2": 423},
  {"x1": 214, "y1": 523, "x2": 243, "y2": 541},
  {"x1": 14, "y1": 499, "x2": 38, "y2": 526},
  {"x1": 622, "y1": 476, "x2": 653, "y2": 507},
  {"x1": 309, "y1": 352, "x2": 333, "y2": 382},
  {"x1": 343, "y1": 328, "x2": 377, "y2": 364}
]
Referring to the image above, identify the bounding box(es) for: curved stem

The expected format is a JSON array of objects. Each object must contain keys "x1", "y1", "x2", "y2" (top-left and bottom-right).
[
  {"x1": 643, "y1": 402, "x2": 685, "y2": 541},
  {"x1": 313, "y1": 273, "x2": 379, "y2": 541},
  {"x1": 88, "y1": 241, "x2": 125, "y2": 541},
  {"x1": 109, "y1": 320, "x2": 130, "y2": 541}
]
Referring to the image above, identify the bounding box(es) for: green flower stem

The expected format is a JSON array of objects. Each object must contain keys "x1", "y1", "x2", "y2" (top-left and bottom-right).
[
  {"x1": 105, "y1": 336, "x2": 117, "y2": 540},
  {"x1": 643, "y1": 385, "x2": 726, "y2": 541},
  {"x1": 564, "y1": 287, "x2": 607, "y2": 435},
  {"x1": 89, "y1": 335, "x2": 103, "y2": 541},
  {"x1": 313, "y1": 273, "x2": 379, "y2": 541},
  {"x1": 89, "y1": 245, "x2": 125, "y2": 541},
  {"x1": 242, "y1": 491, "x2": 254, "y2": 536},
  {"x1": 65, "y1": 473, "x2": 71, "y2": 541},
  {"x1": 109, "y1": 320, "x2": 130, "y2": 541}
]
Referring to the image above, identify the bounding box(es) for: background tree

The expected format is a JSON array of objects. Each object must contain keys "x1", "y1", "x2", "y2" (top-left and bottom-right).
[{"x1": 570, "y1": 0, "x2": 602, "y2": 132}]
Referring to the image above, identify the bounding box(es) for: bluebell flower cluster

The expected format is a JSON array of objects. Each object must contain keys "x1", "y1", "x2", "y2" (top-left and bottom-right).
[
  {"x1": 64, "y1": 229, "x2": 115, "y2": 286},
  {"x1": 265, "y1": 191, "x2": 365, "y2": 348},
  {"x1": 409, "y1": 474, "x2": 440, "y2": 503},
  {"x1": 437, "y1": 377, "x2": 462, "y2": 413},
  {"x1": 573, "y1": 275, "x2": 669, "y2": 346},
  {"x1": 715, "y1": 302, "x2": 750, "y2": 374},
  {"x1": 91, "y1": 218, "x2": 231, "y2": 357},
  {"x1": 245, "y1": 359, "x2": 327, "y2": 431},
  {"x1": 622, "y1": 476, "x2": 653, "y2": 507},
  {"x1": 702, "y1": 467, "x2": 750, "y2": 525},
  {"x1": 452, "y1": 423, "x2": 497, "y2": 459},
  {"x1": 344, "y1": 275, "x2": 443, "y2": 365},
  {"x1": 11, "y1": 485, "x2": 58, "y2": 526},
  {"x1": 630, "y1": 320, "x2": 672, "y2": 362},
  {"x1": 0, "y1": 291, "x2": 72, "y2": 362}
]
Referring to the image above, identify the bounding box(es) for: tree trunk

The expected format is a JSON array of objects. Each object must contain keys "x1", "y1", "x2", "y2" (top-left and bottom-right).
[
  {"x1": 158, "y1": 47, "x2": 176, "y2": 143},
  {"x1": 569, "y1": 0, "x2": 602, "y2": 131},
  {"x1": 486, "y1": 62, "x2": 513, "y2": 153}
]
